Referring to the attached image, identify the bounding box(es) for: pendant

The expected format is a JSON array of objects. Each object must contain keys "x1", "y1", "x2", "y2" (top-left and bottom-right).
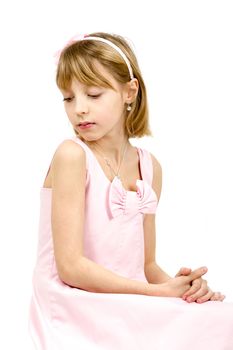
[{"x1": 104, "y1": 158, "x2": 111, "y2": 166}]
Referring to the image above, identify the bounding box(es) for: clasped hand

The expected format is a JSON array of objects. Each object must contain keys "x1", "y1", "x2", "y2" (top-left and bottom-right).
[{"x1": 174, "y1": 267, "x2": 225, "y2": 303}]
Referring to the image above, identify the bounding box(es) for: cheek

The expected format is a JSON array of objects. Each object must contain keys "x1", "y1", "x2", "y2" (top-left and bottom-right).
[
  {"x1": 101, "y1": 94, "x2": 123, "y2": 114},
  {"x1": 64, "y1": 104, "x2": 73, "y2": 116},
  {"x1": 63, "y1": 104, "x2": 69, "y2": 113},
  {"x1": 64, "y1": 107, "x2": 74, "y2": 123}
]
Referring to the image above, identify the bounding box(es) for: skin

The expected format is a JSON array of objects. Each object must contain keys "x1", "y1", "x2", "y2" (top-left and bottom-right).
[
  {"x1": 175, "y1": 267, "x2": 225, "y2": 303},
  {"x1": 59, "y1": 60, "x2": 225, "y2": 303},
  {"x1": 61, "y1": 60, "x2": 137, "y2": 165}
]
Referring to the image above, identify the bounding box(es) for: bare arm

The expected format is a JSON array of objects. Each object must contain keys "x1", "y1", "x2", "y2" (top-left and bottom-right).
[
  {"x1": 50, "y1": 140, "x2": 169, "y2": 296},
  {"x1": 62, "y1": 255, "x2": 168, "y2": 296},
  {"x1": 145, "y1": 262, "x2": 172, "y2": 284},
  {"x1": 65, "y1": 255, "x2": 207, "y2": 298},
  {"x1": 143, "y1": 153, "x2": 172, "y2": 283}
]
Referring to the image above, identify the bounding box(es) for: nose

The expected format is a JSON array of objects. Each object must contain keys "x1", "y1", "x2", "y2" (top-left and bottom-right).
[{"x1": 74, "y1": 96, "x2": 89, "y2": 115}]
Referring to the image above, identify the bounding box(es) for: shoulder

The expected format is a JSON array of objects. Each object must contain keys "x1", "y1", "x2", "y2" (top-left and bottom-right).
[
  {"x1": 51, "y1": 139, "x2": 87, "y2": 169},
  {"x1": 148, "y1": 151, "x2": 162, "y2": 176},
  {"x1": 148, "y1": 151, "x2": 162, "y2": 202},
  {"x1": 53, "y1": 139, "x2": 86, "y2": 161},
  {"x1": 50, "y1": 139, "x2": 87, "y2": 180}
]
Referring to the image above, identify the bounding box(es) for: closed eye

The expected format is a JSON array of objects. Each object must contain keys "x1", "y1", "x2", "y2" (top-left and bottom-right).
[
  {"x1": 63, "y1": 97, "x2": 74, "y2": 102},
  {"x1": 63, "y1": 95, "x2": 101, "y2": 102},
  {"x1": 88, "y1": 94, "x2": 101, "y2": 99}
]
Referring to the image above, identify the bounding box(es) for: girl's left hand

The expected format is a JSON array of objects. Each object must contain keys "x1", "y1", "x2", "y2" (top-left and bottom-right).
[{"x1": 175, "y1": 267, "x2": 225, "y2": 303}]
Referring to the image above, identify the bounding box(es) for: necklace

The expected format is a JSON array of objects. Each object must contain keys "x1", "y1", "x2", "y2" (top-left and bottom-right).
[{"x1": 93, "y1": 139, "x2": 128, "y2": 180}]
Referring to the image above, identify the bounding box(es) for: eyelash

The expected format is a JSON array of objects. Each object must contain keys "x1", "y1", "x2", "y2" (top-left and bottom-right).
[{"x1": 63, "y1": 95, "x2": 101, "y2": 102}]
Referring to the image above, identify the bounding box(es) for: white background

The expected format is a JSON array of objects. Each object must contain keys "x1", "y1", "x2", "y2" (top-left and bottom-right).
[{"x1": 0, "y1": 0, "x2": 232, "y2": 348}]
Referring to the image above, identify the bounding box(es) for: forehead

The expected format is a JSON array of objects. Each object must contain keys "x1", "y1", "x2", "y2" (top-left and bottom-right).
[{"x1": 68, "y1": 60, "x2": 123, "y2": 93}]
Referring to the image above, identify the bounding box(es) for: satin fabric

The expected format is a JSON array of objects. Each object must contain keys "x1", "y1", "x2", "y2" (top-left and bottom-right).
[{"x1": 28, "y1": 136, "x2": 233, "y2": 349}]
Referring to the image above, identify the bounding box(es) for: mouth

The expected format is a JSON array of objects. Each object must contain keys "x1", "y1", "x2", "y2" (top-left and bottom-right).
[
  {"x1": 78, "y1": 122, "x2": 95, "y2": 126},
  {"x1": 77, "y1": 122, "x2": 96, "y2": 130}
]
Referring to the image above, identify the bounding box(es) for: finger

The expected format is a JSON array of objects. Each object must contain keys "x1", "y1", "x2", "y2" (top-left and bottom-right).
[
  {"x1": 210, "y1": 292, "x2": 221, "y2": 301},
  {"x1": 187, "y1": 266, "x2": 208, "y2": 282},
  {"x1": 220, "y1": 295, "x2": 226, "y2": 301},
  {"x1": 185, "y1": 281, "x2": 209, "y2": 303},
  {"x1": 175, "y1": 267, "x2": 192, "y2": 277},
  {"x1": 183, "y1": 279, "x2": 203, "y2": 299},
  {"x1": 182, "y1": 279, "x2": 202, "y2": 299},
  {"x1": 210, "y1": 292, "x2": 225, "y2": 302},
  {"x1": 196, "y1": 289, "x2": 214, "y2": 303}
]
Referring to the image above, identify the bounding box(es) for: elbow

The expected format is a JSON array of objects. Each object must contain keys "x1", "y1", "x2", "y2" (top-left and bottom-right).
[{"x1": 57, "y1": 256, "x2": 84, "y2": 288}]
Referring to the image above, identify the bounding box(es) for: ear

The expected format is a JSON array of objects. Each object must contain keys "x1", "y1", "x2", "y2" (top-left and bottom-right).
[{"x1": 123, "y1": 78, "x2": 139, "y2": 104}]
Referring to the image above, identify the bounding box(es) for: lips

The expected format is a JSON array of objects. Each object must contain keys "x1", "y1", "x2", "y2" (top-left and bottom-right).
[{"x1": 78, "y1": 122, "x2": 95, "y2": 126}]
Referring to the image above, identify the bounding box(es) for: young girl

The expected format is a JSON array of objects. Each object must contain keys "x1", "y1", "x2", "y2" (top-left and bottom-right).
[{"x1": 28, "y1": 32, "x2": 233, "y2": 349}]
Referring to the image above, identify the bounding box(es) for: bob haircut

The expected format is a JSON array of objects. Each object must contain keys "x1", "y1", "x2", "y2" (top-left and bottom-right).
[{"x1": 56, "y1": 32, "x2": 153, "y2": 139}]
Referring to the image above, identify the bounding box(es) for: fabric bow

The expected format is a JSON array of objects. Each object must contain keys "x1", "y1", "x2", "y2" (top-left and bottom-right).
[
  {"x1": 108, "y1": 176, "x2": 158, "y2": 218},
  {"x1": 54, "y1": 33, "x2": 89, "y2": 65}
]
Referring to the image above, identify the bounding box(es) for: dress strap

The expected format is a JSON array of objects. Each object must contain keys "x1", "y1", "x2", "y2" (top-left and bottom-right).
[{"x1": 137, "y1": 147, "x2": 154, "y2": 186}]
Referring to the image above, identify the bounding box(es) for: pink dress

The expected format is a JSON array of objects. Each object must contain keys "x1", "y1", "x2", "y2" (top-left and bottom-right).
[{"x1": 28, "y1": 136, "x2": 233, "y2": 350}]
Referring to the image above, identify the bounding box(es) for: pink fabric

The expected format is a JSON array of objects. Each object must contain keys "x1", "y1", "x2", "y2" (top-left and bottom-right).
[
  {"x1": 108, "y1": 176, "x2": 158, "y2": 218},
  {"x1": 54, "y1": 33, "x2": 89, "y2": 64},
  {"x1": 28, "y1": 136, "x2": 233, "y2": 349}
]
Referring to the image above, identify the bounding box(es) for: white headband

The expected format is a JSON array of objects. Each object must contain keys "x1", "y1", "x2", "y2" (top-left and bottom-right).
[
  {"x1": 82, "y1": 36, "x2": 134, "y2": 80},
  {"x1": 55, "y1": 34, "x2": 134, "y2": 81}
]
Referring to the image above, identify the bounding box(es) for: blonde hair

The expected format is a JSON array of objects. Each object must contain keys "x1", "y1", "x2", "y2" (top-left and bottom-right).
[{"x1": 56, "y1": 32, "x2": 153, "y2": 138}]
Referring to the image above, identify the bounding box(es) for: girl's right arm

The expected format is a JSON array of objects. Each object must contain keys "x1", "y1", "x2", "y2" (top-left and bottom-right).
[
  {"x1": 61, "y1": 253, "x2": 207, "y2": 297},
  {"x1": 50, "y1": 140, "x2": 206, "y2": 297}
]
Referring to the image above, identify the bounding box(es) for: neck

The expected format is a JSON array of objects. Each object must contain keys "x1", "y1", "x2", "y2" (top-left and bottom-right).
[{"x1": 84, "y1": 136, "x2": 130, "y2": 163}]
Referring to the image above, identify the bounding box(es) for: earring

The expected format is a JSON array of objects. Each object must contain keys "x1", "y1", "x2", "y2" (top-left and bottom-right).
[{"x1": 126, "y1": 104, "x2": 132, "y2": 111}]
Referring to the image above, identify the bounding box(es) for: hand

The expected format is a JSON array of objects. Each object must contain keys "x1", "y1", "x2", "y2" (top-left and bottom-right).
[
  {"x1": 175, "y1": 267, "x2": 225, "y2": 303},
  {"x1": 163, "y1": 266, "x2": 208, "y2": 298}
]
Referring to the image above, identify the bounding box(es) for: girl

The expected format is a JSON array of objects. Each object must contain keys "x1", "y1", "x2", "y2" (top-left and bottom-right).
[{"x1": 28, "y1": 32, "x2": 233, "y2": 349}]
